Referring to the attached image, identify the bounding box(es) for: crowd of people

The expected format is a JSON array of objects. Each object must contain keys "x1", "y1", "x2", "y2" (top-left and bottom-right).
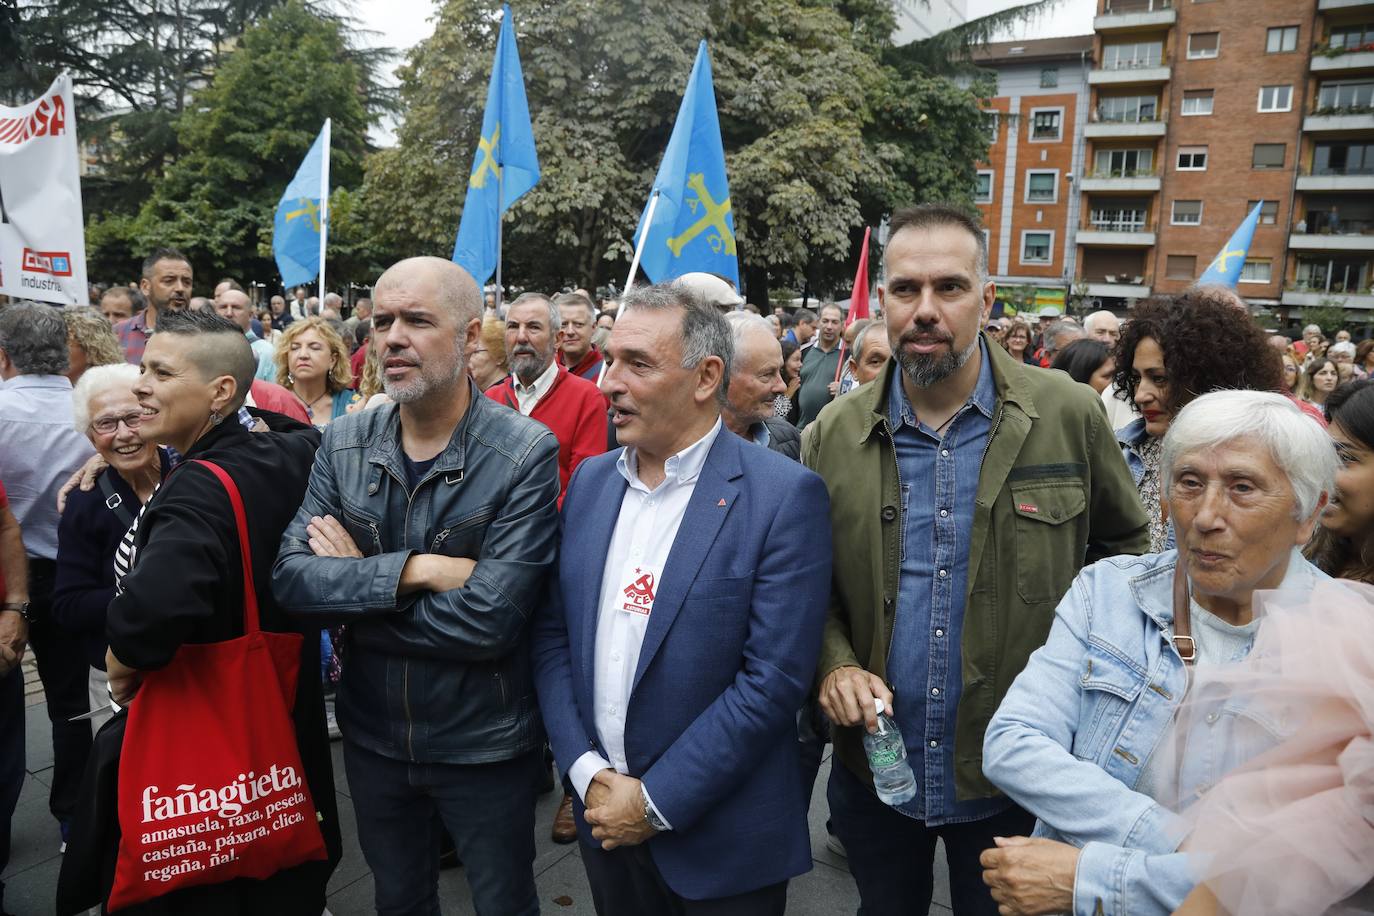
[{"x1": 0, "y1": 202, "x2": 1371, "y2": 916}]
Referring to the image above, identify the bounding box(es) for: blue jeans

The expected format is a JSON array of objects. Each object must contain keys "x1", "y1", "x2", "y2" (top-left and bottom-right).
[
  {"x1": 343, "y1": 741, "x2": 541, "y2": 916},
  {"x1": 827, "y1": 761, "x2": 1034, "y2": 916}
]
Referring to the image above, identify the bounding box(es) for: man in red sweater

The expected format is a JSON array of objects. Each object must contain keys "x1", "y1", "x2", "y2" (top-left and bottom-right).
[{"x1": 486, "y1": 293, "x2": 607, "y2": 508}]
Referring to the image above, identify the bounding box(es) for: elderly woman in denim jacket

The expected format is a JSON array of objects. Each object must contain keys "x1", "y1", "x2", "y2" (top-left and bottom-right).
[{"x1": 980, "y1": 390, "x2": 1339, "y2": 916}]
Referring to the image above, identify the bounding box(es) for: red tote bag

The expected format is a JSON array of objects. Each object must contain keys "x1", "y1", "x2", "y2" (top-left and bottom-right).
[{"x1": 107, "y1": 459, "x2": 327, "y2": 911}]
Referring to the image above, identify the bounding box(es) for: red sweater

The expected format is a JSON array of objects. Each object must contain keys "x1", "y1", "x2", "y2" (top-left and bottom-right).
[{"x1": 485, "y1": 366, "x2": 608, "y2": 506}]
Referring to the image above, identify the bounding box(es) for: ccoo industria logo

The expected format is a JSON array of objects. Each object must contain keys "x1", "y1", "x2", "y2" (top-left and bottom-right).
[
  {"x1": 0, "y1": 93, "x2": 66, "y2": 146},
  {"x1": 22, "y1": 249, "x2": 73, "y2": 276}
]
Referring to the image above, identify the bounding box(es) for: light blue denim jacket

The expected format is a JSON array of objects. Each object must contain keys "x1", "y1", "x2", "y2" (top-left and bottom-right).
[{"x1": 983, "y1": 549, "x2": 1328, "y2": 916}]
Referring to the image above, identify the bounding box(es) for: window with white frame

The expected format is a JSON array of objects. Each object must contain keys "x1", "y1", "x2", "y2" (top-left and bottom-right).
[
  {"x1": 1093, "y1": 147, "x2": 1154, "y2": 177},
  {"x1": 1102, "y1": 40, "x2": 1164, "y2": 70},
  {"x1": 1182, "y1": 89, "x2": 1214, "y2": 116},
  {"x1": 1188, "y1": 32, "x2": 1220, "y2": 59},
  {"x1": 1030, "y1": 108, "x2": 1063, "y2": 141},
  {"x1": 1317, "y1": 80, "x2": 1374, "y2": 111},
  {"x1": 1266, "y1": 26, "x2": 1299, "y2": 53},
  {"x1": 1257, "y1": 85, "x2": 1292, "y2": 112},
  {"x1": 1240, "y1": 259, "x2": 1272, "y2": 284},
  {"x1": 975, "y1": 170, "x2": 994, "y2": 203},
  {"x1": 1172, "y1": 200, "x2": 1203, "y2": 224},
  {"x1": 1177, "y1": 146, "x2": 1208, "y2": 170},
  {"x1": 1025, "y1": 170, "x2": 1059, "y2": 203},
  {"x1": 1096, "y1": 94, "x2": 1158, "y2": 123},
  {"x1": 983, "y1": 110, "x2": 999, "y2": 142},
  {"x1": 1021, "y1": 231, "x2": 1053, "y2": 264}
]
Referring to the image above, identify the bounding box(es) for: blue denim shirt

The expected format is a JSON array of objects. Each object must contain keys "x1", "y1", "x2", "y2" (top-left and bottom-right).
[
  {"x1": 983, "y1": 549, "x2": 1329, "y2": 916},
  {"x1": 886, "y1": 339, "x2": 1009, "y2": 825}
]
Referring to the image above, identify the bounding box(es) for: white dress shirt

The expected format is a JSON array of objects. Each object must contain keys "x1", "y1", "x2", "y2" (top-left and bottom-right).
[
  {"x1": 512, "y1": 359, "x2": 559, "y2": 415},
  {"x1": 567, "y1": 418, "x2": 724, "y2": 828}
]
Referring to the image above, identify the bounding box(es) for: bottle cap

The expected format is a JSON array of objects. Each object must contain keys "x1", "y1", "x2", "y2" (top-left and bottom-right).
[{"x1": 874, "y1": 698, "x2": 885, "y2": 716}]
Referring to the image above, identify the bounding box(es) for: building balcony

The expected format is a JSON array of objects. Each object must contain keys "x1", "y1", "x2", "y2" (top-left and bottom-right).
[
  {"x1": 1296, "y1": 169, "x2": 1374, "y2": 191},
  {"x1": 1288, "y1": 230, "x2": 1374, "y2": 251},
  {"x1": 1311, "y1": 49, "x2": 1374, "y2": 73},
  {"x1": 1304, "y1": 106, "x2": 1374, "y2": 132},
  {"x1": 1281, "y1": 289, "x2": 1374, "y2": 309},
  {"x1": 1077, "y1": 224, "x2": 1156, "y2": 246},
  {"x1": 1079, "y1": 170, "x2": 1162, "y2": 192},
  {"x1": 1094, "y1": 1, "x2": 1175, "y2": 32},
  {"x1": 1088, "y1": 60, "x2": 1171, "y2": 86},
  {"x1": 1084, "y1": 116, "x2": 1168, "y2": 138},
  {"x1": 1319, "y1": 0, "x2": 1374, "y2": 10},
  {"x1": 1084, "y1": 279, "x2": 1152, "y2": 298}
]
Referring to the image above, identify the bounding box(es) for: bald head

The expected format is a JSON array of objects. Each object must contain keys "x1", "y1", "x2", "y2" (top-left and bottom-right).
[
  {"x1": 374, "y1": 257, "x2": 481, "y2": 331},
  {"x1": 214, "y1": 288, "x2": 255, "y2": 332}
]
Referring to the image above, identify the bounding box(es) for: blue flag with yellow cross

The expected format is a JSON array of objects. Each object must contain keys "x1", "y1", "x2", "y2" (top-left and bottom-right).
[
  {"x1": 272, "y1": 123, "x2": 328, "y2": 287},
  {"x1": 451, "y1": 3, "x2": 540, "y2": 286},
  {"x1": 1197, "y1": 202, "x2": 1264, "y2": 288},
  {"x1": 632, "y1": 41, "x2": 739, "y2": 286}
]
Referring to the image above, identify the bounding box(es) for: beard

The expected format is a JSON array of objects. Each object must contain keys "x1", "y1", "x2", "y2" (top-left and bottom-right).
[
  {"x1": 382, "y1": 348, "x2": 465, "y2": 403},
  {"x1": 894, "y1": 325, "x2": 979, "y2": 389},
  {"x1": 509, "y1": 345, "x2": 553, "y2": 385}
]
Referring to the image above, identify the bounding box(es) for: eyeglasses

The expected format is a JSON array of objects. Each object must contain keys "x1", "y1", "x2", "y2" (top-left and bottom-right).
[{"x1": 90, "y1": 411, "x2": 145, "y2": 435}]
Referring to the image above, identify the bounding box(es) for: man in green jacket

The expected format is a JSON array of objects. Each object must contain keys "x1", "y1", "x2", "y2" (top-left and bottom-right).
[{"x1": 801, "y1": 203, "x2": 1148, "y2": 915}]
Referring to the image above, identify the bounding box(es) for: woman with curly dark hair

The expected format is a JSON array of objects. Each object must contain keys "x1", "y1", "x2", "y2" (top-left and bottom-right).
[
  {"x1": 1305, "y1": 379, "x2": 1374, "y2": 583},
  {"x1": 1110, "y1": 291, "x2": 1285, "y2": 551}
]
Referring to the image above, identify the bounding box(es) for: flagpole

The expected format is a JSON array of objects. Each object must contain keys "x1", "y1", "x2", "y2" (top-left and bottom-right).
[
  {"x1": 318, "y1": 118, "x2": 331, "y2": 302},
  {"x1": 620, "y1": 189, "x2": 660, "y2": 317},
  {"x1": 495, "y1": 152, "x2": 504, "y2": 313}
]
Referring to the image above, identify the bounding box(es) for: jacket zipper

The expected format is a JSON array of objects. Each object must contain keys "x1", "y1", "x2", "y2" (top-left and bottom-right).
[
  {"x1": 402, "y1": 660, "x2": 414, "y2": 760},
  {"x1": 368, "y1": 521, "x2": 382, "y2": 555},
  {"x1": 431, "y1": 528, "x2": 450, "y2": 552}
]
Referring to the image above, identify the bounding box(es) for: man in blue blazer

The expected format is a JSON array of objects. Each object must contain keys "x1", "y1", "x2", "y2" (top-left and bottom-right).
[{"x1": 532, "y1": 283, "x2": 832, "y2": 915}]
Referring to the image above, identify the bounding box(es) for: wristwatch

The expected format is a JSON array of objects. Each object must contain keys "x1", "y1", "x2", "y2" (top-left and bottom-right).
[
  {"x1": 1, "y1": 602, "x2": 30, "y2": 623},
  {"x1": 641, "y1": 785, "x2": 668, "y2": 832}
]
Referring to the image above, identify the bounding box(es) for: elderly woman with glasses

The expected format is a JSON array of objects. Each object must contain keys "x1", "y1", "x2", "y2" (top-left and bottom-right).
[
  {"x1": 979, "y1": 390, "x2": 1339, "y2": 916},
  {"x1": 52, "y1": 364, "x2": 168, "y2": 722}
]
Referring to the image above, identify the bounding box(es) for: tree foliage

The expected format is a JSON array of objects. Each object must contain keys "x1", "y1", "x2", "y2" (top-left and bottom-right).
[
  {"x1": 103, "y1": 1, "x2": 371, "y2": 284},
  {"x1": 3, "y1": 0, "x2": 395, "y2": 273},
  {"x1": 364, "y1": 0, "x2": 1025, "y2": 299}
]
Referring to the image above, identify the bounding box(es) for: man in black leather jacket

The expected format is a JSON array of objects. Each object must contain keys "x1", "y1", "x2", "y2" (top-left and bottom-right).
[{"x1": 273, "y1": 257, "x2": 560, "y2": 916}]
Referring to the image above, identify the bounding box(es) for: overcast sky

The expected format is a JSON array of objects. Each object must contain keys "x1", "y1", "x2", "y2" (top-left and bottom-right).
[{"x1": 355, "y1": 0, "x2": 1098, "y2": 143}]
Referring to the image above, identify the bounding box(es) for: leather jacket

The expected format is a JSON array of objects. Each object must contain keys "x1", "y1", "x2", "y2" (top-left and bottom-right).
[{"x1": 273, "y1": 385, "x2": 561, "y2": 764}]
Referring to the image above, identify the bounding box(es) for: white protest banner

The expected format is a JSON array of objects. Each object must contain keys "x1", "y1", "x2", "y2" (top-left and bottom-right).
[{"x1": 0, "y1": 73, "x2": 88, "y2": 306}]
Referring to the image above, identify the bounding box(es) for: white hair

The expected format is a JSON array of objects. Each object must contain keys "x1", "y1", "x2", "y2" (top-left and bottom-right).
[
  {"x1": 724, "y1": 310, "x2": 774, "y2": 344},
  {"x1": 1330, "y1": 341, "x2": 1357, "y2": 359},
  {"x1": 1083, "y1": 310, "x2": 1119, "y2": 334},
  {"x1": 1161, "y1": 390, "x2": 1338, "y2": 520},
  {"x1": 71, "y1": 363, "x2": 140, "y2": 434}
]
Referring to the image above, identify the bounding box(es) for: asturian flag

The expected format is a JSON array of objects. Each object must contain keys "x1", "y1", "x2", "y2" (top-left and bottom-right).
[
  {"x1": 632, "y1": 41, "x2": 738, "y2": 286},
  {"x1": 272, "y1": 122, "x2": 329, "y2": 287},
  {"x1": 1197, "y1": 202, "x2": 1264, "y2": 288},
  {"x1": 451, "y1": 3, "x2": 541, "y2": 285}
]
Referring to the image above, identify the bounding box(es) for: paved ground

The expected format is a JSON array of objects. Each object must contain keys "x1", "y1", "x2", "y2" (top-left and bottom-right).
[{"x1": 5, "y1": 664, "x2": 954, "y2": 915}]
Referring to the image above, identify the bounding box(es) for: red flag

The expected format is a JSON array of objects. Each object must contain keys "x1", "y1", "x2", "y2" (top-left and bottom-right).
[
  {"x1": 835, "y1": 226, "x2": 872, "y2": 383},
  {"x1": 847, "y1": 225, "x2": 872, "y2": 325}
]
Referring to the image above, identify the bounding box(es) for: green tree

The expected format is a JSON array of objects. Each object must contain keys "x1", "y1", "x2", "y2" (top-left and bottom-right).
[
  {"x1": 108, "y1": 1, "x2": 371, "y2": 284},
  {"x1": 3, "y1": 0, "x2": 395, "y2": 259},
  {"x1": 364, "y1": 0, "x2": 1020, "y2": 298}
]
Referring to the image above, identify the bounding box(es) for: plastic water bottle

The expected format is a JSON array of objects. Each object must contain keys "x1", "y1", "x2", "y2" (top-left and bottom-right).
[{"x1": 863, "y1": 698, "x2": 918, "y2": 807}]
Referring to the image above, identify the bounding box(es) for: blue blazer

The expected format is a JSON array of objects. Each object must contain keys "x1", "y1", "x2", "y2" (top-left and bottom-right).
[{"x1": 532, "y1": 428, "x2": 832, "y2": 900}]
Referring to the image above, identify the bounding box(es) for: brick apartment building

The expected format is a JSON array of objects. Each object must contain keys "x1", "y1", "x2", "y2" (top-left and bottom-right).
[
  {"x1": 974, "y1": 0, "x2": 1374, "y2": 323},
  {"x1": 973, "y1": 36, "x2": 1093, "y2": 313}
]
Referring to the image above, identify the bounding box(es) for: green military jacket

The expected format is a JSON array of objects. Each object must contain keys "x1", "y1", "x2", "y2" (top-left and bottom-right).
[{"x1": 800, "y1": 335, "x2": 1149, "y2": 800}]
